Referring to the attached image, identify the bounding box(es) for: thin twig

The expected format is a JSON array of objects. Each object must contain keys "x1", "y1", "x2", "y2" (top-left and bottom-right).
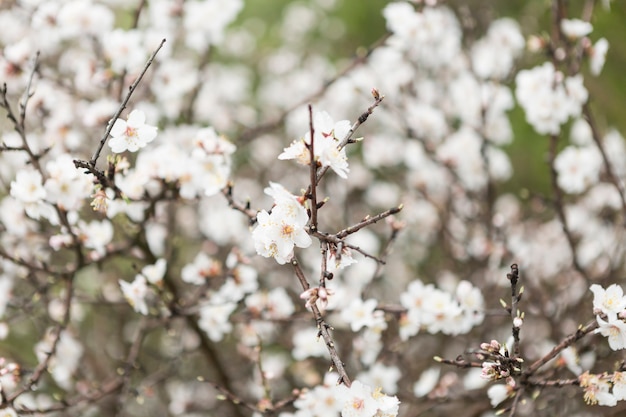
[
  {"x1": 291, "y1": 257, "x2": 351, "y2": 386},
  {"x1": 336, "y1": 205, "x2": 403, "y2": 239},
  {"x1": 87, "y1": 38, "x2": 166, "y2": 168},
  {"x1": 583, "y1": 102, "x2": 626, "y2": 218},
  {"x1": 307, "y1": 104, "x2": 319, "y2": 232},
  {"x1": 548, "y1": 134, "x2": 590, "y2": 285},
  {"x1": 521, "y1": 319, "x2": 598, "y2": 379},
  {"x1": 508, "y1": 264, "x2": 521, "y2": 358}
]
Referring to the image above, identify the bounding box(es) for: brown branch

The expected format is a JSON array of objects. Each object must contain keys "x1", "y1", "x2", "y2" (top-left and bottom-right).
[
  {"x1": 548, "y1": 134, "x2": 590, "y2": 284},
  {"x1": 313, "y1": 93, "x2": 386, "y2": 186},
  {"x1": 221, "y1": 183, "x2": 258, "y2": 224},
  {"x1": 521, "y1": 319, "x2": 598, "y2": 380},
  {"x1": 336, "y1": 204, "x2": 403, "y2": 239},
  {"x1": 82, "y1": 38, "x2": 166, "y2": 169},
  {"x1": 583, "y1": 102, "x2": 626, "y2": 218},
  {"x1": 291, "y1": 257, "x2": 351, "y2": 386},
  {"x1": 307, "y1": 104, "x2": 319, "y2": 232}
]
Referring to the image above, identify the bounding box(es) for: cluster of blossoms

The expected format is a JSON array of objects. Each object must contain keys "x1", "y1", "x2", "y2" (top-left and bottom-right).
[
  {"x1": 279, "y1": 110, "x2": 351, "y2": 179},
  {"x1": 579, "y1": 371, "x2": 626, "y2": 407},
  {"x1": 281, "y1": 375, "x2": 399, "y2": 417},
  {"x1": 591, "y1": 284, "x2": 626, "y2": 350},
  {"x1": 0, "y1": 0, "x2": 625, "y2": 415},
  {"x1": 252, "y1": 182, "x2": 312, "y2": 264},
  {"x1": 515, "y1": 62, "x2": 588, "y2": 135},
  {"x1": 399, "y1": 279, "x2": 485, "y2": 339}
]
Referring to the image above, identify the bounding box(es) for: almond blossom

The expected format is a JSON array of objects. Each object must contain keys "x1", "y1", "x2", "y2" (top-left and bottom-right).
[
  {"x1": 108, "y1": 109, "x2": 158, "y2": 153},
  {"x1": 251, "y1": 183, "x2": 311, "y2": 264},
  {"x1": 279, "y1": 110, "x2": 350, "y2": 179}
]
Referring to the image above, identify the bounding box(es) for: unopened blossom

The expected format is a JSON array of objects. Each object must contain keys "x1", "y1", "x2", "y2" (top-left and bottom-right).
[
  {"x1": 108, "y1": 109, "x2": 158, "y2": 153},
  {"x1": 300, "y1": 286, "x2": 334, "y2": 310},
  {"x1": 119, "y1": 275, "x2": 149, "y2": 315}
]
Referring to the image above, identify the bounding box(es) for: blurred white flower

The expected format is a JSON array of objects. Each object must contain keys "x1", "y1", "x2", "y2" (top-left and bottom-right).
[
  {"x1": 590, "y1": 38, "x2": 609, "y2": 76},
  {"x1": 413, "y1": 367, "x2": 440, "y2": 397},
  {"x1": 341, "y1": 298, "x2": 378, "y2": 332},
  {"x1": 560, "y1": 18, "x2": 593, "y2": 39},
  {"x1": 119, "y1": 275, "x2": 149, "y2": 315},
  {"x1": 554, "y1": 146, "x2": 602, "y2": 194}
]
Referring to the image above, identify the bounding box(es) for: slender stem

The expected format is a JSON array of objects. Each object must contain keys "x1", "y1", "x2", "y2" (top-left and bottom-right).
[
  {"x1": 308, "y1": 105, "x2": 319, "y2": 232},
  {"x1": 508, "y1": 264, "x2": 521, "y2": 358},
  {"x1": 548, "y1": 134, "x2": 590, "y2": 284},
  {"x1": 88, "y1": 39, "x2": 166, "y2": 168},
  {"x1": 291, "y1": 257, "x2": 351, "y2": 386},
  {"x1": 583, "y1": 102, "x2": 626, "y2": 218},
  {"x1": 522, "y1": 319, "x2": 598, "y2": 379}
]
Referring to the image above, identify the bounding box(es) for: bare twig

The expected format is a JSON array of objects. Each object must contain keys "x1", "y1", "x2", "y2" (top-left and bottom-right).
[
  {"x1": 583, "y1": 102, "x2": 626, "y2": 218},
  {"x1": 291, "y1": 257, "x2": 351, "y2": 386},
  {"x1": 521, "y1": 319, "x2": 598, "y2": 379},
  {"x1": 79, "y1": 38, "x2": 166, "y2": 170},
  {"x1": 508, "y1": 264, "x2": 521, "y2": 358},
  {"x1": 307, "y1": 105, "x2": 319, "y2": 232},
  {"x1": 548, "y1": 134, "x2": 590, "y2": 285}
]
